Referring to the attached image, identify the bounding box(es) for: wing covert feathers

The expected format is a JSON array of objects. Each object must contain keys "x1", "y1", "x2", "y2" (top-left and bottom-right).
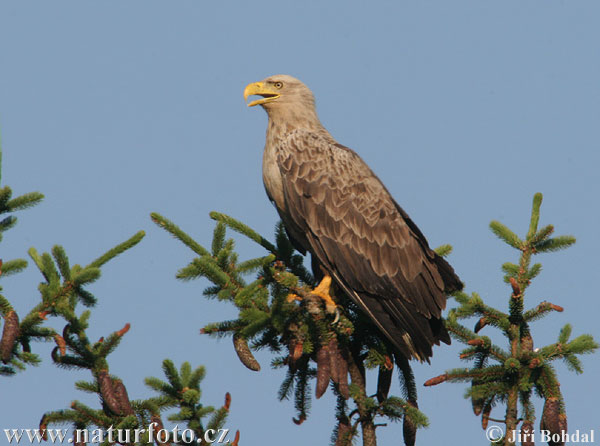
[{"x1": 274, "y1": 130, "x2": 462, "y2": 361}]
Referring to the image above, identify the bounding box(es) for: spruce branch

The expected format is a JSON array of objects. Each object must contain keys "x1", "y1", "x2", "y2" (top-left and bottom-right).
[
  {"x1": 155, "y1": 211, "x2": 431, "y2": 446},
  {"x1": 0, "y1": 167, "x2": 48, "y2": 372},
  {"x1": 150, "y1": 212, "x2": 210, "y2": 257},
  {"x1": 209, "y1": 211, "x2": 277, "y2": 253},
  {"x1": 534, "y1": 235, "x2": 576, "y2": 253},
  {"x1": 4, "y1": 191, "x2": 45, "y2": 212},
  {"x1": 428, "y1": 193, "x2": 597, "y2": 445},
  {"x1": 434, "y1": 244, "x2": 453, "y2": 257},
  {"x1": 87, "y1": 230, "x2": 145, "y2": 268},
  {"x1": 0, "y1": 148, "x2": 241, "y2": 444},
  {"x1": 489, "y1": 221, "x2": 523, "y2": 249},
  {"x1": 37, "y1": 249, "x2": 240, "y2": 444}
]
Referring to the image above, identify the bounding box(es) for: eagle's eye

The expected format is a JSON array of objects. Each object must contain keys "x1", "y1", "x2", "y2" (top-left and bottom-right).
[{"x1": 274, "y1": 81, "x2": 283, "y2": 89}]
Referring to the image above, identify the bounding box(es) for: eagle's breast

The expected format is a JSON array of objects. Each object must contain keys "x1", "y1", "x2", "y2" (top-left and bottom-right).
[{"x1": 262, "y1": 144, "x2": 285, "y2": 209}]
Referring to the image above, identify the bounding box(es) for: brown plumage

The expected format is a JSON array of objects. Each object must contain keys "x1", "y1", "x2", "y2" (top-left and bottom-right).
[{"x1": 244, "y1": 74, "x2": 462, "y2": 361}]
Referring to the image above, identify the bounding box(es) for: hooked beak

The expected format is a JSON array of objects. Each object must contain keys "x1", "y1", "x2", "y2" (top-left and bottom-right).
[{"x1": 243, "y1": 82, "x2": 281, "y2": 107}]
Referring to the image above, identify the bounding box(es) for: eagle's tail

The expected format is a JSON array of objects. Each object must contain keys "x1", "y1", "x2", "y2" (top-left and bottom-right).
[{"x1": 434, "y1": 254, "x2": 463, "y2": 294}]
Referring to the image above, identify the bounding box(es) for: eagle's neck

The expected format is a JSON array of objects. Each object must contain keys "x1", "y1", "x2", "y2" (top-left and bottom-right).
[
  {"x1": 261, "y1": 105, "x2": 331, "y2": 219},
  {"x1": 265, "y1": 106, "x2": 330, "y2": 146}
]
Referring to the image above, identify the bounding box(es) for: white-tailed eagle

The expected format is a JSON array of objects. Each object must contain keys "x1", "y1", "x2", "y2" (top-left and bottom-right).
[{"x1": 244, "y1": 74, "x2": 462, "y2": 361}]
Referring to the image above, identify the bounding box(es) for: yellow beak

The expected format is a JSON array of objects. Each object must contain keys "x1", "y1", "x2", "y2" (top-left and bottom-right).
[{"x1": 243, "y1": 82, "x2": 281, "y2": 107}]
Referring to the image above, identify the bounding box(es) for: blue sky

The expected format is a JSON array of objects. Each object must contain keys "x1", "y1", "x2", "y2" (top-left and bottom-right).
[{"x1": 0, "y1": 1, "x2": 598, "y2": 445}]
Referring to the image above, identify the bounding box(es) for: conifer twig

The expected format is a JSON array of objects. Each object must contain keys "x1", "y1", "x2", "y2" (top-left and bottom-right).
[{"x1": 427, "y1": 193, "x2": 597, "y2": 445}]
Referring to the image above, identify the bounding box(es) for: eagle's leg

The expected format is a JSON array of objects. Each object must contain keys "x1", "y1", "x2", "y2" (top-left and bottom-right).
[
  {"x1": 286, "y1": 276, "x2": 339, "y2": 322},
  {"x1": 312, "y1": 275, "x2": 338, "y2": 315},
  {"x1": 286, "y1": 293, "x2": 301, "y2": 303},
  {"x1": 285, "y1": 276, "x2": 337, "y2": 312}
]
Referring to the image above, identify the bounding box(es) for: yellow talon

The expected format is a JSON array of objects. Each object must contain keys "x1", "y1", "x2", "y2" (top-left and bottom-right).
[
  {"x1": 287, "y1": 276, "x2": 338, "y2": 319},
  {"x1": 312, "y1": 275, "x2": 337, "y2": 314},
  {"x1": 286, "y1": 293, "x2": 301, "y2": 303}
]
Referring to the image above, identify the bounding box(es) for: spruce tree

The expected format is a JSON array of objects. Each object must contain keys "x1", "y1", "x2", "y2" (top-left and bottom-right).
[
  {"x1": 0, "y1": 140, "x2": 239, "y2": 445},
  {"x1": 32, "y1": 237, "x2": 241, "y2": 444},
  {"x1": 0, "y1": 142, "x2": 45, "y2": 374},
  {"x1": 425, "y1": 193, "x2": 597, "y2": 445},
  {"x1": 3, "y1": 127, "x2": 595, "y2": 446},
  {"x1": 152, "y1": 212, "x2": 430, "y2": 446},
  {"x1": 153, "y1": 192, "x2": 597, "y2": 446}
]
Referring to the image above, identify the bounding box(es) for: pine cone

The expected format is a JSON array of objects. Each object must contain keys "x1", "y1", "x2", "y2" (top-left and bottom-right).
[
  {"x1": 328, "y1": 339, "x2": 349, "y2": 399},
  {"x1": 521, "y1": 421, "x2": 535, "y2": 446},
  {"x1": 150, "y1": 415, "x2": 171, "y2": 446},
  {"x1": 481, "y1": 402, "x2": 492, "y2": 430},
  {"x1": 424, "y1": 374, "x2": 448, "y2": 386},
  {"x1": 289, "y1": 339, "x2": 304, "y2": 369},
  {"x1": 376, "y1": 366, "x2": 393, "y2": 403},
  {"x1": 403, "y1": 400, "x2": 418, "y2": 446},
  {"x1": 541, "y1": 397, "x2": 567, "y2": 446},
  {"x1": 112, "y1": 379, "x2": 134, "y2": 415},
  {"x1": 335, "y1": 418, "x2": 353, "y2": 446},
  {"x1": 474, "y1": 317, "x2": 488, "y2": 333},
  {"x1": 39, "y1": 415, "x2": 48, "y2": 441},
  {"x1": 471, "y1": 380, "x2": 485, "y2": 416},
  {"x1": 97, "y1": 370, "x2": 121, "y2": 415},
  {"x1": 0, "y1": 310, "x2": 20, "y2": 363},
  {"x1": 232, "y1": 334, "x2": 260, "y2": 371},
  {"x1": 315, "y1": 345, "x2": 331, "y2": 399},
  {"x1": 521, "y1": 335, "x2": 534, "y2": 352}
]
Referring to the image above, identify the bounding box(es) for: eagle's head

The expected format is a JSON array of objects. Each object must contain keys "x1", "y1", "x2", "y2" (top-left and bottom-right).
[{"x1": 244, "y1": 74, "x2": 316, "y2": 112}]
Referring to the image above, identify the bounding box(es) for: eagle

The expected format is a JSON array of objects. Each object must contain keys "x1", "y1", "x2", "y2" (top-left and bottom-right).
[{"x1": 244, "y1": 75, "x2": 462, "y2": 361}]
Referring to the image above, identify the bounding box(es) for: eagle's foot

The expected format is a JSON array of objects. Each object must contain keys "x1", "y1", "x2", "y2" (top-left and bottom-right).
[
  {"x1": 313, "y1": 275, "x2": 338, "y2": 315},
  {"x1": 286, "y1": 293, "x2": 301, "y2": 303}
]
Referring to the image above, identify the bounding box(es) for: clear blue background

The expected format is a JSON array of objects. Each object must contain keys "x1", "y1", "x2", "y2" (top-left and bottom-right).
[{"x1": 1, "y1": 1, "x2": 598, "y2": 445}]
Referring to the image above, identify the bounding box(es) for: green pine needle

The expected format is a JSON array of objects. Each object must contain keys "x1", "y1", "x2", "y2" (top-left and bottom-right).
[
  {"x1": 0, "y1": 294, "x2": 13, "y2": 314},
  {"x1": 188, "y1": 365, "x2": 206, "y2": 389},
  {"x1": 51, "y1": 246, "x2": 71, "y2": 280},
  {"x1": 87, "y1": 230, "x2": 145, "y2": 268},
  {"x1": 525, "y1": 263, "x2": 542, "y2": 281},
  {"x1": 527, "y1": 193, "x2": 543, "y2": 238},
  {"x1": 162, "y1": 359, "x2": 182, "y2": 390},
  {"x1": 94, "y1": 329, "x2": 126, "y2": 358},
  {"x1": 151, "y1": 212, "x2": 210, "y2": 257},
  {"x1": 529, "y1": 224, "x2": 554, "y2": 245},
  {"x1": 434, "y1": 244, "x2": 453, "y2": 257},
  {"x1": 563, "y1": 354, "x2": 584, "y2": 374},
  {"x1": 72, "y1": 267, "x2": 101, "y2": 287},
  {"x1": 210, "y1": 211, "x2": 276, "y2": 253},
  {"x1": 566, "y1": 334, "x2": 599, "y2": 355},
  {"x1": 237, "y1": 254, "x2": 276, "y2": 274},
  {"x1": 0, "y1": 186, "x2": 11, "y2": 209},
  {"x1": 211, "y1": 222, "x2": 227, "y2": 256},
  {"x1": 27, "y1": 247, "x2": 44, "y2": 273},
  {"x1": 74, "y1": 380, "x2": 99, "y2": 394},
  {"x1": 0, "y1": 259, "x2": 27, "y2": 277},
  {"x1": 0, "y1": 216, "x2": 17, "y2": 232},
  {"x1": 534, "y1": 235, "x2": 576, "y2": 253},
  {"x1": 489, "y1": 221, "x2": 523, "y2": 249},
  {"x1": 523, "y1": 301, "x2": 559, "y2": 323},
  {"x1": 501, "y1": 262, "x2": 519, "y2": 281},
  {"x1": 5, "y1": 192, "x2": 44, "y2": 212},
  {"x1": 75, "y1": 287, "x2": 97, "y2": 307},
  {"x1": 558, "y1": 324, "x2": 572, "y2": 344},
  {"x1": 177, "y1": 256, "x2": 230, "y2": 286},
  {"x1": 144, "y1": 376, "x2": 173, "y2": 394},
  {"x1": 206, "y1": 407, "x2": 229, "y2": 432}
]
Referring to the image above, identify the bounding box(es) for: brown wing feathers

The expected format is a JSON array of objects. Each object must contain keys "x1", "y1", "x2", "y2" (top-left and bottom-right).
[{"x1": 277, "y1": 130, "x2": 461, "y2": 361}]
